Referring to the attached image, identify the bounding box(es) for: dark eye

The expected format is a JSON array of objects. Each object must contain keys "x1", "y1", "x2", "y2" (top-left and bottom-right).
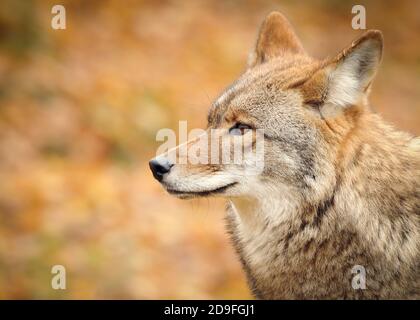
[{"x1": 229, "y1": 123, "x2": 252, "y2": 135}]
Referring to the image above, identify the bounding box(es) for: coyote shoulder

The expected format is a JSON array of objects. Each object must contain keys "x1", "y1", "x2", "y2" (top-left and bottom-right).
[{"x1": 150, "y1": 12, "x2": 420, "y2": 299}]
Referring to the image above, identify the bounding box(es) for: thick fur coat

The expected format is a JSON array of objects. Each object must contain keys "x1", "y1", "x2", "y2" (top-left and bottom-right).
[{"x1": 150, "y1": 12, "x2": 419, "y2": 299}]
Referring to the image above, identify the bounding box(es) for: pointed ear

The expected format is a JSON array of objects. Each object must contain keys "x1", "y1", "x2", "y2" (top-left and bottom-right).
[
  {"x1": 324, "y1": 30, "x2": 383, "y2": 108},
  {"x1": 248, "y1": 12, "x2": 305, "y2": 68}
]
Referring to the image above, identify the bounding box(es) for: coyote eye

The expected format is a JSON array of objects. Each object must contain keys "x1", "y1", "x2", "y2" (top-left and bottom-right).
[{"x1": 229, "y1": 123, "x2": 252, "y2": 135}]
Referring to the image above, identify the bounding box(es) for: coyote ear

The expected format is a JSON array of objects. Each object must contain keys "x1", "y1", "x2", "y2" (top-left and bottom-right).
[
  {"x1": 324, "y1": 30, "x2": 383, "y2": 108},
  {"x1": 249, "y1": 12, "x2": 305, "y2": 68}
]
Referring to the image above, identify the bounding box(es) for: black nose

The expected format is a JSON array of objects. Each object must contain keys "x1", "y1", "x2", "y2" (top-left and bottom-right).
[{"x1": 149, "y1": 158, "x2": 173, "y2": 182}]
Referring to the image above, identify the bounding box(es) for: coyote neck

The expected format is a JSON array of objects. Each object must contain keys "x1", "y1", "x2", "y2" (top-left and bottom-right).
[{"x1": 226, "y1": 131, "x2": 419, "y2": 299}]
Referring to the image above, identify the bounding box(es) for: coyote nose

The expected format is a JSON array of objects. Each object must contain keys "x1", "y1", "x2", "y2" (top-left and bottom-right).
[{"x1": 149, "y1": 158, "x2": 173, "y2": 182}]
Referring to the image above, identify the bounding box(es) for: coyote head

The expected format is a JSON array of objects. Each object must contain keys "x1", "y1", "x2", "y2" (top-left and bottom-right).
[{"x1": 150, "y1": 12, "x2": 383, "y2": 202}]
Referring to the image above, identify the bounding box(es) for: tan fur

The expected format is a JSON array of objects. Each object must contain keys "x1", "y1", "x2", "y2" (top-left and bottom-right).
[{"x1": 150, "y1": 12, "x2": 420, "y2": 299}]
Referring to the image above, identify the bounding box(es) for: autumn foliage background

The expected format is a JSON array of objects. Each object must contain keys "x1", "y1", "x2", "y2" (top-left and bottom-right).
[{"x1": 0, "y1": 0, "x2": 418, "y2": 299}]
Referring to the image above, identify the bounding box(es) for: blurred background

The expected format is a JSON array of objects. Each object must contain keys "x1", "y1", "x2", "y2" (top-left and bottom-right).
[{"x1": 0, "y1": 0, "x2": 418, "y2": 299}]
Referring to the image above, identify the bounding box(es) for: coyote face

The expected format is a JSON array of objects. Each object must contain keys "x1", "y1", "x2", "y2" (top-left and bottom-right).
[
  {"x1": 150, "y1": 12, "x2": 419, "y2": 299},
  {"x1": 150, "y1": 12, "x2": 382, "y2": 203}
]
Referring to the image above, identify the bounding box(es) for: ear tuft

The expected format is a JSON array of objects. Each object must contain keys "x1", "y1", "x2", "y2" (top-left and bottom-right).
[
  {"x1": 249, "y1": 12, "x2": 305, "y2": 68},
  {"x1": 325, "y1": 30, "x2": 383, "y2": 108}
]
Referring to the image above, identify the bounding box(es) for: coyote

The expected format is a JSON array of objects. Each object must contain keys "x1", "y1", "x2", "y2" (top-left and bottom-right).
[{"x1": 149, "y1": 12, "x2": 419, "y2": 299}]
